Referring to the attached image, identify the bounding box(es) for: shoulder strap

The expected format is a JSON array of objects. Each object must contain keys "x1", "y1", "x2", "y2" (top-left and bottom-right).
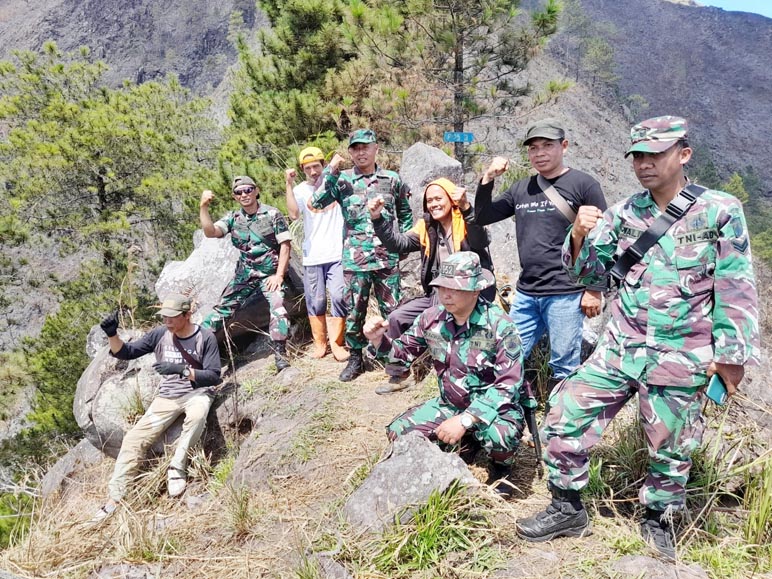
[
  {"x1": 537, "y1": 174, "x2": 577, "y2": 223},
  {"x1": 608, "y1": 184, "x2": 708, "y2": 285},
  {"x1": 172, "y1": 333, "x2": 204, "y2": 370}
]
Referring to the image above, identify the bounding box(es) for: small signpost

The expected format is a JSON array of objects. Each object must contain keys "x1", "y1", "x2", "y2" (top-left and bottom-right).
[{"x1": 443, "y1": 131, "x2": 474, "y2": 143}]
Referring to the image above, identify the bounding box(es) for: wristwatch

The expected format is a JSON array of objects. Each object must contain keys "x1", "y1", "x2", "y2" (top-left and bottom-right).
[
  {"x1": 182, "y1": 366, "x2": 191, "y2": 379},
  {"x1": 460, "y1": 412, "x2": 475, "y2": 430}
]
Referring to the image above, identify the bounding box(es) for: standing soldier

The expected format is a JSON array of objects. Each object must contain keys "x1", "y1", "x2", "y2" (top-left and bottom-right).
[
  {"x1": 309, "y1": 129, "x2": 413, "y2": 382},
  {"x1": 285, "y1": 146, "x2": 349, "y2": 362},
  {"x1": 474, "y1": 119, "x2": 607, "y2": 395},
  {"x1": 364, "y1": 252, "x2": 524, "y2": 496},
  {"x1": 516, "y1": 116, "x2": 760, "y2": 559},
  {"x1": 200, "y1": 176, "x2": 293, "y2": 371}
]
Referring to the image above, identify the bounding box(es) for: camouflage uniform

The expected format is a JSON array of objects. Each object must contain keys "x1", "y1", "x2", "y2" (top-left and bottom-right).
[
  {"x1": 202, "y1": 204, "x2": 292, "y2": 340},
  {"x1": 377, "y1": 254, "x2": 525, "y2": 465},
  {"x1": 545, "y1": 182, "x2": 760, "y2": 510},
  {"x1": 310, "y1": 157, "x2": 412, "y2": 350}
]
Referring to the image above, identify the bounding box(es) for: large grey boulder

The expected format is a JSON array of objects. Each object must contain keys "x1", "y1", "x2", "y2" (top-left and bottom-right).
[
  {"x1": 40, "y1": 438, "x2": 103, "y2": 499},
  {"x1": 73, "y1": 330, "x2": 157, "y2": 457},
  {"x1": 343, "y1": 431, "x2": 477, "y2": 533},
  {"x1": 155, "y1": 230, "x2": 306, "y2": 342},
  {"x1": 400, "y1": 142, "x2": 464, "y2": 220}
]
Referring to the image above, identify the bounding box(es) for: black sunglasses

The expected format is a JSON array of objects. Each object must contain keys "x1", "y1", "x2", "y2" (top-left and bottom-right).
[{"x1": 233, "y1": 187, "x2": 256, "y2": 196}]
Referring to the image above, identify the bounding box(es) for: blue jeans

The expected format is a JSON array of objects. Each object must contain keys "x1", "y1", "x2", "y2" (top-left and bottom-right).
[{"x1": 511, "y1": 290, "x2": 584, "y2": 379}]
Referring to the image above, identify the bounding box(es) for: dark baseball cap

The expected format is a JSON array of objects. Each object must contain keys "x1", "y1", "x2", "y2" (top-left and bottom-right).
[{"x1": 523, "y1": 118, "x2": 566, "y2": 145}]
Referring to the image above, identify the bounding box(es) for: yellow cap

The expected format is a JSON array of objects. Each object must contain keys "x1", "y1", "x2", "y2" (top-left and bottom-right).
[{"x1": 298, "y1": 146, "x2": 325, "y2": 166}]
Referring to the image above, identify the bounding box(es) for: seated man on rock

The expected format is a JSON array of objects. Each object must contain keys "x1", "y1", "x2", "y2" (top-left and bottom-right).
[
  {"x1": 92, "y1": 293, "x2": 222, "y2": 521},
  {"x1": 369, "y1": 178, "x2": 494, "y2": 394},
  {"x1": 363, "y1": 252, "x2": 525, "y2": 496}
]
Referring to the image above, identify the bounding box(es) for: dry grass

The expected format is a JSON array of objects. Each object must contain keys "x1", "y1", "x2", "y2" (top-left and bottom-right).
[{"x1": 3, "y1": 342, "x2": 771, "y2": 578}]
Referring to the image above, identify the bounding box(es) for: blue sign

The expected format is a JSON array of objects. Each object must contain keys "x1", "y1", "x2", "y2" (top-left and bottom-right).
[{"x1": 443, "y1": 131, "x2": 474, "y2": 143}]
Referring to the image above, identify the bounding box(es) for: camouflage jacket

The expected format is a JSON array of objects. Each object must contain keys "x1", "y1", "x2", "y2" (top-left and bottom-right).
[
  {"x1": 563, "y1": 188, "x2": 760, "y2": 387},
  {"x1": 376, "y1": 299, "x2": 524, "y2": 425},
  {"x1": 310, "y1": 164, "x2": 412, "y2": 271},
  {"x1": 215, "y1": 204, "x2": 292, "y2": 279}
]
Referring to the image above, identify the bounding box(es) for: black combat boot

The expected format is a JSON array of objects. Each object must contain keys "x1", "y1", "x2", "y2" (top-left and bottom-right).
[
  {"x1": 640, "y1": 508, "x2": 676, "y2": 560},
  {"x1": 339, "y1": 349, "x2": 364, "y2": 382},
  {"x1": 273, "y1": 341, "x2": 290, "y2": 372},
  {"x1": 516, "y1": 483, "x2": 590, "y2": 542}
]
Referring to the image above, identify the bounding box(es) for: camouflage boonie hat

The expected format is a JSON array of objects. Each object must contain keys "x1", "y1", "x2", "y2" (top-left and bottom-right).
[
  {"x1": 523, "y1": 118, "x2": 565, "y2": 145},
  {"x1": 232, "y1": 175, "x2": 257, "y2": 192},
  {"x1": 298, "y1": 146, "x2": 324, "y2": 166},
  {"x1": 348, "y1": 128, "x2": 377, "y2": 146},
  {"x1": 625, "y1": 116, "x2": 688, "y2": 157},
  {"x1": 430, "y1": 251, "x2": 495, "y2": 292},
  {"x1": 155, "y1": 293, "x2": 192, "y2": 317}
]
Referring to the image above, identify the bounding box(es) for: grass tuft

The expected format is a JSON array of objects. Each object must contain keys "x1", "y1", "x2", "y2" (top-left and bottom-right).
[{"x1": 365, "y1": 480, "x2": 498, "y2": 577}]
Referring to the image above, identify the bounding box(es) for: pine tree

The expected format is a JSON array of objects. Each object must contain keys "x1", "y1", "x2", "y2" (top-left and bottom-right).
[
  {"x1": 344, "y1": 0, "x2": 560, "y2": 166},
  {"x1": 0, "y1": 42, "x2": 220, "y2": 434}
]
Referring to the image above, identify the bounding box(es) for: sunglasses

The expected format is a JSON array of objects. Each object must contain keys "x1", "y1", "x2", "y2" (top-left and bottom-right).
[{"x1": 233, "y1": 187, "x2": 256, "y2": 197}]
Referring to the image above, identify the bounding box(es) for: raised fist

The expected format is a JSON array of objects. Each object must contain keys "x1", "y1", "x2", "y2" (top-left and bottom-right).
[{"x1": 100, "y1": 311, "x2": 120, "y2": 338}]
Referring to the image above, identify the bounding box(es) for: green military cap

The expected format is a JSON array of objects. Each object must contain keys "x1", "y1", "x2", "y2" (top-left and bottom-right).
[
  {"x1": 523, "y1": 118, "x2": 566, "y2": 145},
  {"x1": 155, "y1": 293, "x2": 192, "y2": 317},
  {"x1": 349, "y1": 128, "x2": 377, "y2": 146},
  {"x1": 430, "y1": 251, "x2": 495, "y2": 292},
  {"x1": 231, "y1": 175, "x2": 257, "y2": 192},
  {"x1": 625, "y1": 116, "x2": 688, "y2": 157}
]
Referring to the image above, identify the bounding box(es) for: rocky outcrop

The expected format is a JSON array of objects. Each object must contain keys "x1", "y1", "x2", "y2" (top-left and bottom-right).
[
  {"x1": 568, "y1": 0, "x2": 772, "y2": 185},
  {"x1": 74, "y1": 226, "x2": 307, "y2": 457},
  {"x1": 343, "y1": 431, "x2": 477, "y2": 533},
  {"x1": 40, "y1": 438, "x2": 103, "y2": 499},
  {"x1": 0, "y1": 0, "x2": 264, "y2": 95}
]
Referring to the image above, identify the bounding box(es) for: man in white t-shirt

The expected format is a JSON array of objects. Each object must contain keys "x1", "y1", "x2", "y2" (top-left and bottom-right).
[{"x1": 286, "y1": 147, "x2": 349, "y2": 361}]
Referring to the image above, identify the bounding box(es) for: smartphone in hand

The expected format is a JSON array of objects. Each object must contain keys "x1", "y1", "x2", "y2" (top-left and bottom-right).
[{"x1": 706, "y1": 373, "x2": 728, "y2": 405}]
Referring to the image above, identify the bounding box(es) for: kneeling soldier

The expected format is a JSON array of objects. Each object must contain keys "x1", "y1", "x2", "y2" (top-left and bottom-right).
[{"x1": 364, "y1": 252, "x2": 525, "y2": 496}]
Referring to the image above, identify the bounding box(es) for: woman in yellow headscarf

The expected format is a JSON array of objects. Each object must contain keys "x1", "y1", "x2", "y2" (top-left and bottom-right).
[{"x1": 369, "y1": 178, "x2": 496, "y2": 393}]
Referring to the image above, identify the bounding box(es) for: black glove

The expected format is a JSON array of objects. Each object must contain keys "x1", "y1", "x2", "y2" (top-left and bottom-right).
[
  {"x1": 100, "y1": 311, "x2": 120, "y2": 337},
  {"x1": 152, "y1": 362, "x2": 186, "y2": 377}
]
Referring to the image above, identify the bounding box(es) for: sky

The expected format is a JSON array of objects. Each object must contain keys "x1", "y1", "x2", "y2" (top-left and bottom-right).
[{"x1": 698, "y1": 0, "x2": 772, "y2": 18}]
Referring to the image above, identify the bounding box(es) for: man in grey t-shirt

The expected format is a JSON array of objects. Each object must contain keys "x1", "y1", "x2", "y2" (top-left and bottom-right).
[{"x1": 91, "y1": 293, "x2": 221, "y2": 522}]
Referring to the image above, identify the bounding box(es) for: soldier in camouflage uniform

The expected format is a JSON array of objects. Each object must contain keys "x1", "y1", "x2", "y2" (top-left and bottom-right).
[
  {"x1": 364, "y1": 252, "x2": 525, "y2": 497},
  {"x1": 309, "y1": 129, "x2": 413, "y2": 382},
  {"x1": 516, "y1": 116, "x2": 760, "y2": 559},
  {"x1": 199, "y1": 176, "x2": 293, "y2": 371}
]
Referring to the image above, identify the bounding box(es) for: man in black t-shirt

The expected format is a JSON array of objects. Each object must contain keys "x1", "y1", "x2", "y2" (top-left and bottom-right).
[{"x1": 474, "y1": 119, "x2": 607, "y2": 388}]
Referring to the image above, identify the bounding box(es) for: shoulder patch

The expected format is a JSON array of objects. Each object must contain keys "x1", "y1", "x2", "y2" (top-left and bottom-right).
[{"x1": 731, "y1": 237, "x2": 750, "y2": 254}]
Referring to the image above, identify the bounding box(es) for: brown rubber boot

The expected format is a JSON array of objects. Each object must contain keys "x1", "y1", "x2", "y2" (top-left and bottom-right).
[
  {"x1": 327, "y1": 317, "x2": 350, "y2": 362},
  {"x1": 308, "y1": 315, "x2": 328, "y2": 358}
]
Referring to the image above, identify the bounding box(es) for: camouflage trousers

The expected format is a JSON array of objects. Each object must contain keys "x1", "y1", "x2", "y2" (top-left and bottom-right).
[
  {"x1": 543, "y1": 359, "x2": 705, "y2": 511},
  {"x1": 202, "y1": 272, "x2": 289, "y2": 342},
  {"x1": 343, "y1": 266, "x2": 400, "y2": 350},
  {"x1": 388, "y1": 398, "x2": 523, "y2": 466}
]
